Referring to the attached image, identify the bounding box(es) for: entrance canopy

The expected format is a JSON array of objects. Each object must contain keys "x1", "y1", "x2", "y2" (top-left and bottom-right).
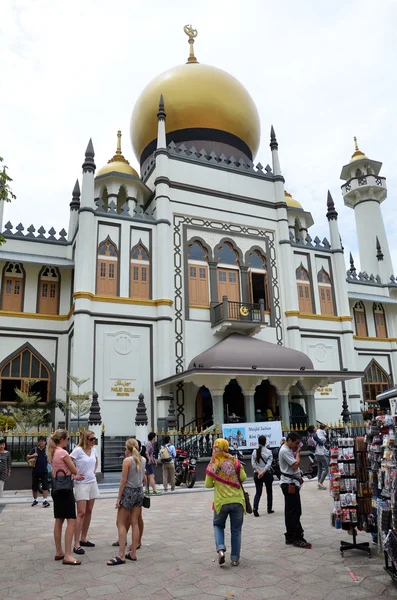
[{"x1": 155, "y1": 333, "x2": 363, "y2": 388}]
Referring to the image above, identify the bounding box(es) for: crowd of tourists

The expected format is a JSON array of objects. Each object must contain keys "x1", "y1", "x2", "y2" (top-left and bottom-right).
[{"x1": 0, "y1": 425, "x2": 333, "y2": 567}]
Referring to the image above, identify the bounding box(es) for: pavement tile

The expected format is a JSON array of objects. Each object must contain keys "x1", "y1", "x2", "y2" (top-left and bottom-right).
[{"x1": 0, "y1": 483, "x2": 394, "y2": 600}]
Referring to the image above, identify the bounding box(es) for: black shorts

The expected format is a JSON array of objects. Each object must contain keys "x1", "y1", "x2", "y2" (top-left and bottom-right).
[
  {"x1": 52, "y1": 489, "x2": 76, "y2": 520},
  {"x1": 32, "y1": 471, "x2": 49, "y2": 492}
]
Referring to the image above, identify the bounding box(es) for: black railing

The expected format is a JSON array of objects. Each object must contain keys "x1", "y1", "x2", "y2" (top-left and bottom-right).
[
  {"x1": 1, "y1": 430, "x2": 83, "y2": 461},
  {"x1": 211, "y1": 297, "x2": 266, "y2": 326}
]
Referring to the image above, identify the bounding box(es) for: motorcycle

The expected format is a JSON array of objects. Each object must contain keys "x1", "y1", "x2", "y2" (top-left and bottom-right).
[{"x1": 174, "y1": 448, "x2": 197, "y2": 488}]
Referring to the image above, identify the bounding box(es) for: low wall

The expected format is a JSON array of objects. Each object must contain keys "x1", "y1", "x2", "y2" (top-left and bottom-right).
[{"x1": 5, "y1": 463, "x2": 104, "y2": 491}]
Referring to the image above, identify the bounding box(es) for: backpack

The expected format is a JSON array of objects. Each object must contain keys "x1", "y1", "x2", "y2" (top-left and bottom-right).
[{"x1": 160, "y1": 445, "x2": 172, "y2": 463}]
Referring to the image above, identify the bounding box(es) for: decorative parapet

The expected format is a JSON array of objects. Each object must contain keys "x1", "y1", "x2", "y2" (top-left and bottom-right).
[
  {"x1": 1, "y1": 222, "x2": 68, "y2": 244},
  {"x1": 94, "y1": 198, "x2": 155, "y2": 220},
  {"x1": 289, "y1": 231, "x2": 332, "y2": 250},
  {"x1": 346, "y1": 271, "x2": 397, "y2": 288},
  {"x1": 142, "y1": 141, "x2": 277, "y2": 181}
]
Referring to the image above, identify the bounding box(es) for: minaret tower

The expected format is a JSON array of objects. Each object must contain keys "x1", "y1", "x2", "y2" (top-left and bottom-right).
[{"x1": 340, "y1": 137, "x2": 392, "y2": 279}]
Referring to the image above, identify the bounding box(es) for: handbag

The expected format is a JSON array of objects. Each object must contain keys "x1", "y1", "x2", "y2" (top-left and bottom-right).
[
  {"x1": 28, "y1": 455, "x2": 37, "y2": 468},
  {"x1": 237, "y1": 469, "x2": 252, "y2": 514},
  {"x1": 51, "y1": 469, "x2": 74, "y2": 494},
  {"x1": 142, "y1": 495, "x2": 151, "y2": 509}
]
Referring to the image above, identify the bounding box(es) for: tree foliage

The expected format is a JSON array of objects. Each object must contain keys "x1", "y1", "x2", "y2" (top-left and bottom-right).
[
  {"x1": 0, "y1": 415, "x2": 17, "y2": 433},
  {"x1": 0, "y1": 156, "x2": 16, "y2": 246},
  {"x1": 59, "y1": 374, "x2": 92, "y2": 429},
  {"x1": 7, "y1": 379, "x2": 54, "y2": 431}
]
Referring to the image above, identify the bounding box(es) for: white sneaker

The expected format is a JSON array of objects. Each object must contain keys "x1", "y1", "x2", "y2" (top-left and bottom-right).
[{"x1": 170, "y1": 490, "x2": 176, "y2": 493}]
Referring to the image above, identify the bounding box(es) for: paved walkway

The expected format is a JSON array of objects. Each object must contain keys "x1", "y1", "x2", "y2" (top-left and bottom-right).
[{"x1": 0, "y1": 482, "x2": 396, "y2": 599}]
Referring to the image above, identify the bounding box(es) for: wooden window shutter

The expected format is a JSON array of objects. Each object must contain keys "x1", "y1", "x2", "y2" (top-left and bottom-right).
[
  {"x1": 2, "y1": 277, "x2": 23, "y2": 311},
  {"x1": 319, "y1": 285, "x2": 334, "y2": 316},
  {"x1": 375, "y1": 312, "x2": 387, "y2": 338},
  {"x1": 355, "y1": 311, "x2": 367, "y2": 337}
]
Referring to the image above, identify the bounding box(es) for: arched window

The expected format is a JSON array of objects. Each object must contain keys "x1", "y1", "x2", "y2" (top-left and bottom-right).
[
  {"x1": 0, "y1": 344, "x2": 51, "y2": 403},
  {"x1": 117, "y1": 185, "x2": 127, "y2": 213},
  {"x1": 215, "y1": 241, "x2": 239, "y2": 265},
  {"x1": 317, "y1": 268, "x2": 334, "y2": 316},
  {"x1": 373, "y1": 303, "x2": 387, "y2": 338},
  {"x1": 130, "y1": 240, "x2": 150, "y2": 299},
  {"x1": 38, "y1": 266, "x2": 60, "y2": 315},
  {"x1": 363, "y1": 359, "x2": 389, "y2": 404},
  {"x1": 97, "y1": 236, "x2": 118, "y2": 296},
  {"x1": 187, "y1": 241, "x2": 209, "y2": 308},
  {"x1": 353, "y1": 301, "x2": 367, "y2": 337},
  {"x1": 215, "y1": 241, "x2": 240, "y2": 303},
  {"x1": 296, "y1": 264, "x2": 313, "y2": 313},
  {"x1": 1, "y1": 262, "x2": 24, "y2": 312},
  {"x1": 246, "y1": 248, "x2": 269, "y2": 308}
]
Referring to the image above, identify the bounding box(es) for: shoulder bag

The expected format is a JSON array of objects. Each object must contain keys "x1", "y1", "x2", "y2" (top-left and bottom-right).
[
  {"x1": 237, "y1": 466, "x2": 252, "y2": 514},
  {"x1": 28, "y1": 449, "x2": 37, "y2": 469},
  {"x1": 52, "y1": 469, "x2": 74, "y2": 494},
  {"x1": 142, "y1": 495, "x2": 150, "y2": 509}
]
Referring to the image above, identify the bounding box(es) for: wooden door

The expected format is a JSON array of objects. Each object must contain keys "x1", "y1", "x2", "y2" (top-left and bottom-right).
[
  {"x1": 97, "y1": 260, "x2": 117, "y2": 296},
  {"x1": 2, "y1": 277, "x2": 23, "y2": 311},
  {"x1": 355, "y1": 311, "x2": 367, "y2": 337},
  {"x1": 319, "y1": 286, "x2": 334, "y2": 315},
  {"x1": 297, "y1": 282, "x2": 312, "y2": 313},
  {"x1": 374, "y1": 312, "x2": 386, "y2": 338},
  {"x1": 189, "y1": 265, "x2": 209, "y2": 307},
  {"x1": 218, "y1": 269, "x2": 240, "y2": 302},
  {"x1": 131, "y1": 263, "x2": 149, "y2": 299},
  {"x1": 38, "y1": 281, "x2": 58, "y2": 315}
]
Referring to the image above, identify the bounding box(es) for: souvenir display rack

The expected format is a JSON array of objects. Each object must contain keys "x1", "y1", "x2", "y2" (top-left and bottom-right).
[
  {"x1": 329, "y1": 436, "x2": 371, "y2": 557},
  {"x1": 366, "y1": 416, "x2": 397, "y2": 584}
]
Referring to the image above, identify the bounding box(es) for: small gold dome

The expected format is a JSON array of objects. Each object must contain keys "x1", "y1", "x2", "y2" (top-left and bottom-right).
[
  {"x1": 349, "y1": 136, "x2": 367, "y2": 163},
  {"x1": 130, "y1": 62, "x2": 261, "y2": 162},
  {"x1": 285, "y1": 190, "x2": 303, "y2": 209},
  {"x1": 97, "y1": 130, "x2": 139, "y2": 178}
]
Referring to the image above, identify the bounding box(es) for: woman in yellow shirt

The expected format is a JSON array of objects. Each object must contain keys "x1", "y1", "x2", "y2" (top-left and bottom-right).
[{"x1": 205, "y1": 438, "x2": 247, "y2": 567}]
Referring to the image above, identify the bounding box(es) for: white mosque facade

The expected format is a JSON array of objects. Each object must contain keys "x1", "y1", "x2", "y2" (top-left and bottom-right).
[{"x1": 0, "y1": 29, "x2": 396, "y2": 435}]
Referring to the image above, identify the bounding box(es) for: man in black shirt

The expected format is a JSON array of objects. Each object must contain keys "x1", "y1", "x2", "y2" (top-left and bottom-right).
[{"x1": 27, "y1": 436, "x2": 50, "y2": 507}]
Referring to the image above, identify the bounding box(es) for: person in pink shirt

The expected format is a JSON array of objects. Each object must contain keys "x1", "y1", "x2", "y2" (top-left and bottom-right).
[{"x1": 47, "y1": 430, "x2": 84, "y2": 565}]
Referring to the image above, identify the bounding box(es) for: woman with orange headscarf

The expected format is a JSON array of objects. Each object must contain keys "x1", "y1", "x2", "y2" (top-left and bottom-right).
[{"x1": 205, "y1": 438, "x2": 247, "y2": 567}]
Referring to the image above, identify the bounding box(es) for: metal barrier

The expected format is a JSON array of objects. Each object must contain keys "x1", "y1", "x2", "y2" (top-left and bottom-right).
[{"x1": 1, "y1": 428, "x2": 85, "y2": 461}]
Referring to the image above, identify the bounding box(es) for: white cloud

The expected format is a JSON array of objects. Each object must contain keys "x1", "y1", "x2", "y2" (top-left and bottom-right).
[{"x1": 2, "y1": 0, "x2": 397, "y2": 273}]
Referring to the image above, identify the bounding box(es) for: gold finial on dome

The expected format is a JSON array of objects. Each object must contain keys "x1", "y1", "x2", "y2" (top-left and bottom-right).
[
  {"x1": 107, "y1": 130, "x2": 130, "y2": 165},
  {"x1": 184, "y1": 24, "x2": 198, "y2": 64},
  {"x1": 350, "y1": 135, "x2": 367, "y2": 162},
  {"x1": 96, "y1": 130, "x2": 139, "y2": 177}
]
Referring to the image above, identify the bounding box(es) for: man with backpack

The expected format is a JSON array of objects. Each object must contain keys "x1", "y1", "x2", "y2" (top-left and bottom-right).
[
  {"x1": 307, "y1": 425, "x2": 327, "y2": 490},
  {"x1": 160, "y1": 435, "x2": 176, "y2": 492}
]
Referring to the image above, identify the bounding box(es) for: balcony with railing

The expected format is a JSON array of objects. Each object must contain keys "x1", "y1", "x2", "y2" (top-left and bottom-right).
[{"x1": 210, "y1": 296, "x2": 268, "y2": 333}]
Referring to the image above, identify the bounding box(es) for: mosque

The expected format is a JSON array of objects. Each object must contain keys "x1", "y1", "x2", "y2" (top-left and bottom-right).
[{"x1": 0, "y1": 26, "x2": 395, "y2": 436}]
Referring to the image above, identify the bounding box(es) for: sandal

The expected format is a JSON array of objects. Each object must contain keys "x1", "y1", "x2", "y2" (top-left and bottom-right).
[
  {"x1": 54, "y1": 554, "x2": 65, "y2": 561},
  {"x1": 62, "y1": 559, "x2": 81, "y2": 565},
  {"x1": 107, "y1": 556, "x2": 126, "y2": 566},
  {"x1": 125, "y1": 552, "x2": 137, "y2": 562}
]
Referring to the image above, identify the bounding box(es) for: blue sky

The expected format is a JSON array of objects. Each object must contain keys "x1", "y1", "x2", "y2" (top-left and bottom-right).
[{"x1": 2, "y1": 0, "x2": 397, "y2": 272}]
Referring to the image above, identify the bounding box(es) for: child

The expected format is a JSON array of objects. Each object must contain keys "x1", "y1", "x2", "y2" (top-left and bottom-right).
[{"x1": 0, "y1": 438, "x2": 11, "y2": 497}]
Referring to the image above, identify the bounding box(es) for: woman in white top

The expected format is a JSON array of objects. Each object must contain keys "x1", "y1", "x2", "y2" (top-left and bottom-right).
[
  {"x1": 251, "y1": 435, "x2": 274, "y2": 517},
  {"x1": 70, "y1": 430, "x2": 100, "y2": 555}
]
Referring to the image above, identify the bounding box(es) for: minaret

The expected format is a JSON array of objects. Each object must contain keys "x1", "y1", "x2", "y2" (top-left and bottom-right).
[
  {"x1": 154, "y1": 95, "x2": 174, "y2": 380},
  {"x1": 340, "y1": 137, "x2": 392, "y2": 279},
  {"x1": 68, "y1": 179, "x2": 80, "y2": 241},
  {"x1": 270, "y1": 125, "x2": 281, "y2": 176},
  {"x1": 326, "y1": 191, "x2": 341, "y2": 250}
]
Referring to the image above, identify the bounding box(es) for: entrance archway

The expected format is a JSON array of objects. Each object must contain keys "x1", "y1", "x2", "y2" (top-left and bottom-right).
[
  {"x1": 254, "y1": 380, "x2": 279, "y2": 421},
  {"x1": 223, "y1": 379, "x2": 245, "y2": 422},
  {"x1": 195, "y1": 386, "x2": 213, "y2": 428}
]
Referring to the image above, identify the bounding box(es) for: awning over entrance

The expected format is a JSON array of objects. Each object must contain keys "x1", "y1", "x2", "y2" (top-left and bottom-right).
[{"x1": 155, "y1": 333, "x2": 363, "y2": 387}]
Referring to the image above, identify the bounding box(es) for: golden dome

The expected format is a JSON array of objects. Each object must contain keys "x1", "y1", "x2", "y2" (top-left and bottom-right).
[
  {"x1": 349, "y1": 136, "x2": 367, "y2": 163},
  {"x1": 130, "y1": 62, "x2": 261, "y2": 162},
  {"x1": 97, "y1": 130, "x2": 139, "y2": 178},
  {"x1": 285, "y1": 190, "x2": 303, "y2": 209}
]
